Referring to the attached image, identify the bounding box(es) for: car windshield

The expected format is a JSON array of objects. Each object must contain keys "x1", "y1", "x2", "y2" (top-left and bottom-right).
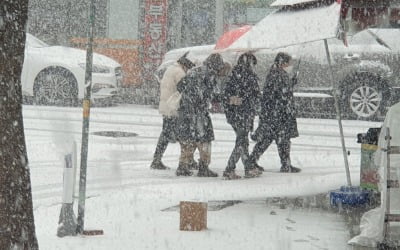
[
  {"x1": 347, "y1": 30, "x2": 381, "y2": 45},
  {"x1": 328, "y1": 29, "x2": 381, "y2": 46},
  {"x1": 26, "y1": 33, "x2": 49, "y2": 48}
]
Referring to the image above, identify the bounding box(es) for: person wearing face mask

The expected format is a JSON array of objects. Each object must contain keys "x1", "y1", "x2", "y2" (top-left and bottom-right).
[
  {"x1": 248, "y1": 52, "x2": 301, "y2": 173},
  {"x1": 222, "y1": 52, "x2": 262, "y2": 179},
  {"x1": 209, "y1": 62, "x2": 232, "y2": 113}
]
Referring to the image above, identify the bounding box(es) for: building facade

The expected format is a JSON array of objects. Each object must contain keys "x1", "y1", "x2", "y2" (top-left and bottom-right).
[{"x1": 27, "y1": 0, "x2": 274, "y2": 102}]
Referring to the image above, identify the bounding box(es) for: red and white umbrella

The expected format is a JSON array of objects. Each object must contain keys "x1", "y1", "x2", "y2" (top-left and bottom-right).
[{"x1": 214, "y1": 25, "x2": 252, "y2": 50}]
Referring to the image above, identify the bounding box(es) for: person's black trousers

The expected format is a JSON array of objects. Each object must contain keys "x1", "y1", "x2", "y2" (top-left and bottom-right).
[
  {"x1": 226, "y1": 125, "x2": 251, "y2": 171},
  {"x1": 152, "y1": 117, "x2": 177, "y2": 161},
  {"x1": 249, "y1": 136, "x2": 291, "y2": 168}
]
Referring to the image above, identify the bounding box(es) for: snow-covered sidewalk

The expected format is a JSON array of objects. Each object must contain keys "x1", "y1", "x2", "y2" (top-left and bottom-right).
[
  {"x1": 25, "y1": 105, "x2": 381, "y2": 249},
  {"x1": 35, "y1": 187, "x2": 350, "y2": 250}
]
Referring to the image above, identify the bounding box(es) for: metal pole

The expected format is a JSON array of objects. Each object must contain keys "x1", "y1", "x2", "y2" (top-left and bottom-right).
[
  {"x1": 77, "y1": 0, "x2": 95, "y2": 234},
  {"x1": 175, "y1": 0, "x2": 183, "y2": 49},
  {"x1": 215, "y1": 0, "x2": 224, "y2": 41},
  {"x1": 324, "y1": 39, "x2": 352, "y2": 186},
  {"x1": 384, "y1": 127, "x2": 391, "y2": 239}
]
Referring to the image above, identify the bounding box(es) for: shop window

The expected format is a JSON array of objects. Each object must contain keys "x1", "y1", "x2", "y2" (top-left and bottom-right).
[
  {"x1": 390, "y1": 8, "x2": 400, "y2": 27},
  {"x1": 181, "y1": 0, "x2": 216, "y2": 46},
  {"x1": 223, "y1": 0, "x2": 275, "y2": 31}
]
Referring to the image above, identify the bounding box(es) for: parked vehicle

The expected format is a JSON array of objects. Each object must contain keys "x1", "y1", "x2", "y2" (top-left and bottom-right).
[
  {"x1": 22, "y1": 33, "x2": 123, "y2": 106},
  {"x1": 157, "y1": 28, "x2": 400, "y2": 120}
]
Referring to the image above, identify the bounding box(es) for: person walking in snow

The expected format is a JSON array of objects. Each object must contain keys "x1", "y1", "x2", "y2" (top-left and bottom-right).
[
  {"x1": 150, "y1": 52, "x2": 197, "y2": 170},
  {"x1": 175, "y1": 53, "x2": 226, "y2": 177},
  {"x1": 210, "y1": 62, "x2": 232, "y2": 113},
  {"x1": 248, "y1": 52, "x2": 301, "y2": 173},
  {"x1": 222, "y1": 52, "x2": 263, "y2": 180}
]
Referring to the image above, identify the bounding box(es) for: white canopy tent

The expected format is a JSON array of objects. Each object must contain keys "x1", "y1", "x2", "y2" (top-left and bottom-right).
[
  {"x1": 271, "y1": 0, "x2": 332, "y2": 7},
  {"x1": 228, "y1": 2, "x2": 342, "y2": 51}
]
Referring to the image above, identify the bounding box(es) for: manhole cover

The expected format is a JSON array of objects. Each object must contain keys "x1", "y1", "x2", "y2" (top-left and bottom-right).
[{"x1": 92, "y1": 131, "x2": 138, "y2": 138}]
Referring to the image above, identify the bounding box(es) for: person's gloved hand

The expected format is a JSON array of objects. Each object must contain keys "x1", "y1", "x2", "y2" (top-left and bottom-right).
[
  {"x1": 229, "y1": 96, "x2": 242, "y2": 105},
  {"x1": 291, "y1": 76, "x2": 298, "y2": 86}
]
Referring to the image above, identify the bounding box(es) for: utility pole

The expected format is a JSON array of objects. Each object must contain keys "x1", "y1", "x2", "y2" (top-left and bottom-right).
[{"x1": 76, "y1": 0, "x2": 96, "y2": 234}]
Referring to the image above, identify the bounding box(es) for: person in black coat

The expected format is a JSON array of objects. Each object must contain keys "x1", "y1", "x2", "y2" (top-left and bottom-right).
[
  {"x1": 222, "y1": 52, "x2": 263, "y2": 179},
  {"x1": 175, "y1": 53, "x2": 225, "y2": 177},
  {"x1": 248, "y1": 52, "x2": 301, "y2": 173}
]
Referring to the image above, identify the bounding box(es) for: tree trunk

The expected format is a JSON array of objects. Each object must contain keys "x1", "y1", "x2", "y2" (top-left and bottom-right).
[{"x1": 0, "y1": 0, "x2": 39, "y2": 249}]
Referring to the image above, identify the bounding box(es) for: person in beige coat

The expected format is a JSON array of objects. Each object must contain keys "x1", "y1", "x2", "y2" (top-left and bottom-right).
[{"x1": 150, "y1": 53, "x2": 196, "y2": 170}]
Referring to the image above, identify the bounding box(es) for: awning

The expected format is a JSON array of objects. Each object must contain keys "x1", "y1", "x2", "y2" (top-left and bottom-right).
[{"x1": 228, "y1": 2, "x2": 342, "y2": 50}]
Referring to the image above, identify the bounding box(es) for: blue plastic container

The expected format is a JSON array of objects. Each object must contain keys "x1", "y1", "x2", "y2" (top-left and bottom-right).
[{"x1": 329, "y1": 186, "x2": 371, "y2": 207}]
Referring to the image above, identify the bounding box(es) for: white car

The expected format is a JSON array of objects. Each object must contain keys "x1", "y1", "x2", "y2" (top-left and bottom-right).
[{"x1": 21, "y1": 33, "x2": 122, "y2": 106}]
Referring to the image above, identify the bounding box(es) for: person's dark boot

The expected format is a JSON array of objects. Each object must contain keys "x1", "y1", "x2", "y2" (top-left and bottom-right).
[
  {"x1": 188, "y1": 160, "x2": 199, "y2": 170},
  {"x1": 245, "y1": 158, "x2": 264, "y2": 172},
  {"x1": 244, "y1": 167, "x2": 263, "y2": 178},
  {"x1": 197, "y1": 161, "x2": 218, "y2": 177},
  {"x1": 176, "y1": 163, "x2": 193, "y2": 176},
  {"x1": 254, "y1": 163, "x2": 265, "y2": 172},
  {"x1": 150, "y1": 160, "x2": 170, "y2": 170},
  {"x1": 222, "y1": 170, "x2": 241, "y2": 180},
  {"x1": 280, "y1": 165, "x2": 301, "y2": 173}
]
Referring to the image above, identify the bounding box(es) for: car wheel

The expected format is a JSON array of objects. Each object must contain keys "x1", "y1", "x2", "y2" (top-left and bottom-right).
[
  {"x1": 340, "y1": 73, "x2": 391, "y2": 120},
  {"x1": 33, "y1": 67, "x2": 78, "y2": 106}
]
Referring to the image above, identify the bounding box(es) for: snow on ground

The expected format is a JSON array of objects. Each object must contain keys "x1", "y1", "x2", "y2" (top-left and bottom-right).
[{"x1": 24, "y1": 104, "x2": 381, "y2": 249}]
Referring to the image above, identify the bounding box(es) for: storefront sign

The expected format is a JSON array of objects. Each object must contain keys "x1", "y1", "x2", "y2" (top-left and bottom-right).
[{"x1": 143, "y1": 0, "x2": 168, "y2": 81}]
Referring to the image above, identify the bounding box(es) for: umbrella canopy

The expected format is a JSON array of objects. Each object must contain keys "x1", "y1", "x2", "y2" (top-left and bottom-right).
[
  {"x1": 228, "y1": 2, "x2": 342, "y2": 51},
  {"x1": 271, "y1": 0, "x2": 322, "y2": 6},
  {"x1": 215, "y1": 25, "x2": 252, "y2": 50}
]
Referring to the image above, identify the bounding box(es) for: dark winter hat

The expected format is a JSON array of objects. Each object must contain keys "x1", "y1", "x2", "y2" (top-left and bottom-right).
[
  {"x1": 237, "y1": 52, "x2": 257, "y2": 67},
  {"x1": 219, "y1": 62, "x2": 232, "y2": 77},
  {"x1": 177, "y1": 51, "x2": 196, "y2": 70},
  {"x1": 273, "y1": 52, "x2": 292, "y2": 67},
  {"x1": 204, "y1": 53, "x2": 224, "y2": 72}
]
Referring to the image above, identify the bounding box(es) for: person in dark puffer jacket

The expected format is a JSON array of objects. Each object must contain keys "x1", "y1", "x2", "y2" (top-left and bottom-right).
[
  {"x1": 222, "y1": 52, "x2": 262, "y2": 180},
  {"x1": 249, "y1": 52, "x2": 301, "y2": 173},
  {"x1": 175, "y1": 53, "x2": 225, "y2": 177}
]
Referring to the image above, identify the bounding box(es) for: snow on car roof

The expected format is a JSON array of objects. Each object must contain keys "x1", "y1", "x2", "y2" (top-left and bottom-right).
[
  {"x1": 159, "y1": 44, "x2": 237, "y2": 71},
  {"x1": 163, "y1": 44, "x2": 215, "y2": 65},
  {"x1": 368, "y1": 28, "x2": 400, "y2": 51},
  {"x1": 26, "y1": 33, "x2": 49, "y2": 48}
]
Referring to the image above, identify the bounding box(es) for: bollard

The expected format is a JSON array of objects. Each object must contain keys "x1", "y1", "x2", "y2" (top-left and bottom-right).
[
  {"x1": 179, "y1": 201, "x2": 207, "y2": 231},
  {"x1": 57, "y1": 153, "x2": 77, "y2": 237}
]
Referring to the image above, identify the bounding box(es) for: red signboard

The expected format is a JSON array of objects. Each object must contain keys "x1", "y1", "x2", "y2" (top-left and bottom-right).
[{"x1": 143, "y1": 0, "x2": 168, "y2": 81}]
